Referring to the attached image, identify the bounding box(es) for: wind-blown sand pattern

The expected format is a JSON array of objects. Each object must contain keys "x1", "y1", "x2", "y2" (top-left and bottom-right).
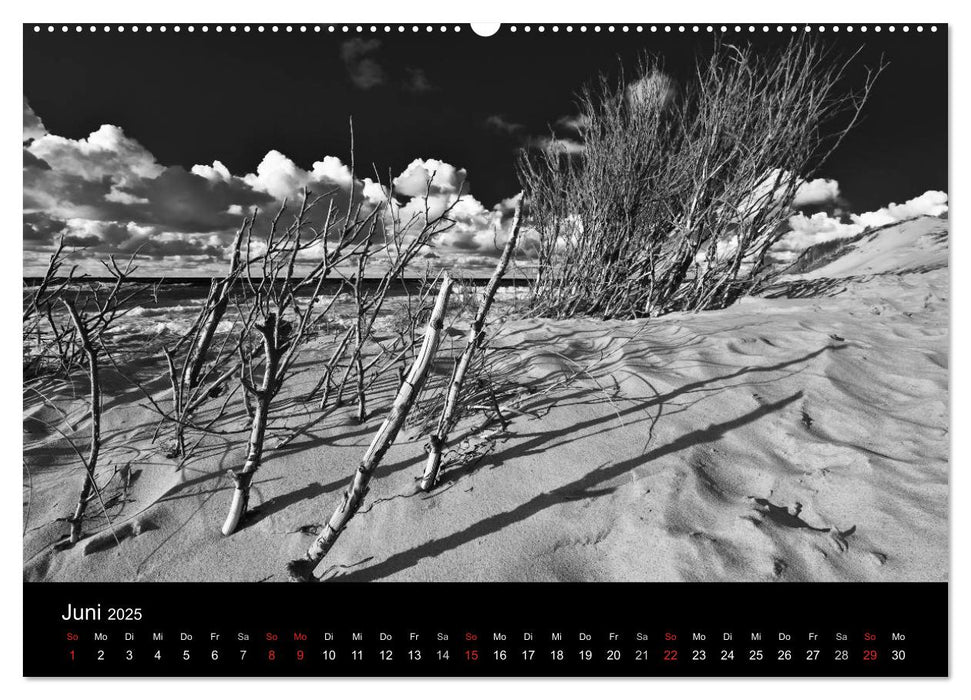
[{"x1": 23, "y1": 216, "x2": 948, "y2": 583}]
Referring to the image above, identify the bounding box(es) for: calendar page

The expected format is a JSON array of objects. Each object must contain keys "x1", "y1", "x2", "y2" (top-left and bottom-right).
[{"x1": 22, "y1": 19, "x2": 948, "y2": 677}]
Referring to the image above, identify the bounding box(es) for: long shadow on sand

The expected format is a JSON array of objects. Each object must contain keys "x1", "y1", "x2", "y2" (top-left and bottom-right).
[
  {"x1": 256, "y1": 343, "x2": 839, "y2": 538},
  {"x1": 437, "y1": 343, "x2": 840, "y2": 488},
  {"x1": 336, "y1": 391, "x2": 802, "y2": 581}
]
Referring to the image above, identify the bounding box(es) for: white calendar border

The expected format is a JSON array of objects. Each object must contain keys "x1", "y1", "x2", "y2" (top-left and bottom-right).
[{"x1": 3, "y1": 1, "x2": 965, "y2": 697}]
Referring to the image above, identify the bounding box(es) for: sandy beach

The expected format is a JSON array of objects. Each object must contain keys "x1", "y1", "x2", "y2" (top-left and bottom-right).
[{"x1": 23, "y1": 215, "x2": 948, "y2": 583}]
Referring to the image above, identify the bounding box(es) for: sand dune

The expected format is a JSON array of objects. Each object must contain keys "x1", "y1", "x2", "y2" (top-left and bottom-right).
[{"x1": 23, "y1": 216, "x2": 949, "y2": 583}]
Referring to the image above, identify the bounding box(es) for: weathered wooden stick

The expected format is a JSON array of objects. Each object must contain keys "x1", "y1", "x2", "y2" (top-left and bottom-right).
[
  {"x1": 161, "y1": 347, "x2": 188, "y2": 457},
  {"x1": 221, "y1": 314, "x2": 279, "y2": 536},
  {"x1": 61, "y1": 300, "x2": 101, "y2": 544},
  {"x1": 287, "y1": 274, "x2": 454, "y2": 581},
  {"x1": 488, "y1": 383, "x2": 509, "y2": 430},
  {"x1": 186, "y1": 222, "x2": 246, "y2": 388},
  {"x1": 306, "y1": 324, "x2": 355, "y2": 405},
  {"x1": 419, "y1": 202, "x2": 523, "y2": 491}
]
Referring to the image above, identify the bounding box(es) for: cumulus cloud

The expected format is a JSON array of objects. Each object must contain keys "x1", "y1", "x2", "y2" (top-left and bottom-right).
[
  {"x1": 189, "y1": 153, "x2": 500, "y2": 269},
  {"x1": 21, "y1": 108, "x2": 274, "y2": 266},
  {"x1": 55, "y1": 218, "x2": 226, "y2": 260},
  {"x1": 793, "y1": 177, "x2": 841, "y2": 208},
  {"x1": 774, "y1": 212, "x2": 860, "y2": 260},
  {"x1": 362, "y1": 178, "x2": 388, "y2": 203},
  {"x1": 243, "y1": 150, "x2": 314, "y2": 201},
  {"x1": 24, "y1": 148, "x2": 50, "y2": 171},
  {"x1": 22, "y1": 99, "x2": 517, "y2": 275},
  {"x1": 237, "y1": 150, "x2": 378, "y2": 203},
  {"x1": 21, "y1": 96, "x2": 948, "y2": 280},
  {"x1": 23, "y1": 211, "x2": 66, "y2": 245},
  {"x1": 772, "y1": 189, "x2": 949, "y2": 263},
  {"x1": 392, "y1": 165, "x2": 489, "y2": 250},
  {"x1": 23, "y1": 98, "x2": 47, "y2": 142},
  {"x1": 25, "y1": 152, "x2": 271, "y2": 235},
  {"x1": 28, "y1": 124, "x2": 164, "y2": 187},
  {"x1": 852, "y1": 190, "x2": 949, "y2": 229},
  {"x1": 739, "y1": 169, "x2": 843, "y2": 217},
  {"x1": 393, "y1": 158, "x2": 467, "y2": 198},
  {"x1": 340, "y1": 38, "x2": 385, "y2": 90},
  {"x1": 191, "y1": 160, "x2": 233, "y2": 183}
]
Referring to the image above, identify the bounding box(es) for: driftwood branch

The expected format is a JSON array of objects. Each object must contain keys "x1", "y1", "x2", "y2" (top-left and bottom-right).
[
  {"x1": 287, "y1": 273, "x2": 454, "y2": 581},
  {"x1": 60, "y1": 299, "x2": 101, "y2": 544},
  {"x1": 221, "y1": 314, "x2": 279, "y2": 535},
  {"x1": 420, "y1": 200, "x2": 523, "y2": 491}
]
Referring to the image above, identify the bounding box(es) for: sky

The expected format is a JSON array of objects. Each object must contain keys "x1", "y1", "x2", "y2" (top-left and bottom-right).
[{"x1": 23, "y1": 24, "x2": 948, "y2": 276}]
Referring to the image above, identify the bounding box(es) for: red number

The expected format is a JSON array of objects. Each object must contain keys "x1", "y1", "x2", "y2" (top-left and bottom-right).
[
  {"x1": 297, "y1": 649, "x2": 305, "y2": 661},
  {"x1": 466, "y1": 649, "x2": 479, "y2": 661},
  {"x1": 268, "y1": 649, "x2": 276, "y2": 661},
  {"x1": 863, "y1": 649, "x2": 878, "y2": 661},
  {"x1": 663, "y1": 649, "x2": 678, "y2": 662}
]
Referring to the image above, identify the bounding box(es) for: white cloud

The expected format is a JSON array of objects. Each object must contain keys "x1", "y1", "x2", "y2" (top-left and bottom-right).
[
  {"x1": 362, "y1": 178, "x2": 388, "y2": 204},
  {"x1": 23, "y1": 98, "x2": 47, "y2": 142},
  {"x1": 59, "y1": 218, "x2": 227, "y2": 260},
  {"x1": 852, "y1": 190, "x2": 948, "y2": 229},
  {"x1": 22, "y1": 98, "x2": 518, "y2": 274},
  {"x1": 493, "y1": 192, "x2": 522, "y2": 214},
  {"x1": 191, "y1": 160, "x2": 233, "y2": 183},
  {"x1": 233, "y1": 151, "x2": 373, "y2": 204},
  {"x1": 60, "y1": 218, "x2": 155, "y2": 248},
  {"x1": 23, "y1": 99, "x2": 943, "y2": 279},
  {"x1": 105, "y1": 186, "x2": 150, "y2": 205},
  {"x1": 310, "y1": 156, "x2": 355, "y2": 189},
  {"x1": 773, "y1": 190, "x2": 949, "y2": 262},
  {"x1": 793, "y1": 177, "x2": 840, "y2": 208},
  {"x1": 393, "y1": 158, "x2": 466, "y2": 197},
  {"x1": 740, "y1": 170, "x2": 841, "y2": 217},
  {"x1": 192, "y1": 152, "x2": 502, "y2": 265},
  {"x1": 28, "y1": 124, "x2": 164, "y2": 187},
  {"x1": 242, "y1": 150, "x2": 311, "y2": 201},
  {"x1": 774, "y1": 211, "x2": 860, "y2": 261}
]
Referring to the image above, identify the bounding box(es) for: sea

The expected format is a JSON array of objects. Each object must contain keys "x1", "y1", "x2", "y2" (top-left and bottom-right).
[{"x1": 23, "y1": 277, "x2": 530, "y2": 346}]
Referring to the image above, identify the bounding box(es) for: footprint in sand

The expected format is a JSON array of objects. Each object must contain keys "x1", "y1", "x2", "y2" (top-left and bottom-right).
[
  {"x1": 826, "y1": 527, "x2": 851, "y2": 554},
  {"x1": 869, "y1": 550, "x2": 889, "y2": 566},
  {"x1": 800, "y1": 406, "x2": 814, "y2": 430},
  {"x1": 747, "y1": 497, "x2": 856, "y2": 554}
]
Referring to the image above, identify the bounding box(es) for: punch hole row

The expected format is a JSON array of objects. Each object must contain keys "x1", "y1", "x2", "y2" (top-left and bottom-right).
[{"x1": 31, "y1": 24, "x2": 940, "y2": 34}]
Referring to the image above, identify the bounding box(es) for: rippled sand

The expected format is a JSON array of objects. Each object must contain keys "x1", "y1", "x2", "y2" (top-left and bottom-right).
[{"x1": 24, "y1": 216, "x2": 948, "y2": 583}]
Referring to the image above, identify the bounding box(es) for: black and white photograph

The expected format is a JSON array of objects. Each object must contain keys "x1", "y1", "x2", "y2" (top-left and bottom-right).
[{"x1": 22, "y1": 22, "x2": 948, "y2": 590}]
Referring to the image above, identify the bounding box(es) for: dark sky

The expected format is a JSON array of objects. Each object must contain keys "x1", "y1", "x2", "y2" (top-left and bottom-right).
[{"x1": 24, "y1": 24, "x2": 947, "y2": 213}]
